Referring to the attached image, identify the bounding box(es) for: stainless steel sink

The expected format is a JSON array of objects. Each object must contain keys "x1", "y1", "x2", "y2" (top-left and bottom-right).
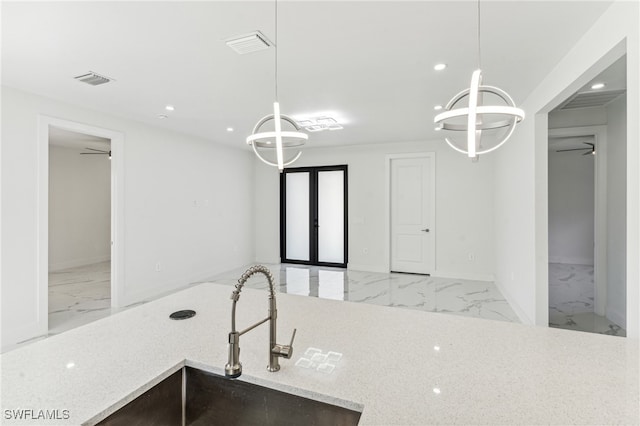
[{"x1": 96, "y1": 366, "x2": 362, "y2": 426}]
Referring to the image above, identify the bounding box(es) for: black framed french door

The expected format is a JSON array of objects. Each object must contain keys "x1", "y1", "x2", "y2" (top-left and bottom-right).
[{"x1": 280, "y1": 165, "x2": 348, "y2": 268}]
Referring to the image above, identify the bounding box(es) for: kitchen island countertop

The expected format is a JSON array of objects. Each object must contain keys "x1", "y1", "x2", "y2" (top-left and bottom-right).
[{"x1": 1, "y1": 282, "x2": 638, "y2": 425}]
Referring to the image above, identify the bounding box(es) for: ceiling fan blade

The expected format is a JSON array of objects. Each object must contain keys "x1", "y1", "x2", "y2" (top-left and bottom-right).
[
  {"x1": 84, "y1": 147, "x2": 109, "y2": 153},
  {"x1": 555, "y1": 148, "x2": 591, "y2": 152},
  {"x1": 80, "y1": 152, "x2": 109, "y2": 155}
]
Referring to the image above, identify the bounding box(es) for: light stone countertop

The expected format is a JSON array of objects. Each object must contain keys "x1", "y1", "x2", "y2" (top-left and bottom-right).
[{"x1": 1, "y1": 282, "x2": 638, "y2": 425}]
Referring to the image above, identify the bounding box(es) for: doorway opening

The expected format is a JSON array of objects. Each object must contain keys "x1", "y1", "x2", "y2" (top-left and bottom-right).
[
  {"x1": 547, "y1": 56, "x2": 627, "y2": 337},
  {"x1": 280, "y1": 165, "x2": 348, "y2": 268},
  {"x1": 37, "y1": 116, "x2": 124, "y2": 339},
  {"x1": 48, "y1": 127, "x2": 112, "y2": 334}
]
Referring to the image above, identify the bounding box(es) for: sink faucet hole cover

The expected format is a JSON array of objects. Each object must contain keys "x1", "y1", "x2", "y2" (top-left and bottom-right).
[{"x1": 169, "y1": 310, "x2": 196, "y2": 320}]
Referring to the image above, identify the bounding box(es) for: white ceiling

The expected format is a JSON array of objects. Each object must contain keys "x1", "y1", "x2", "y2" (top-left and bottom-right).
[
  {"x1": 2, "y1": 1, "x2": 614, "y2": 150},
  {"x1": 554, "y1": 55, "x2": 626, "y2": 110},
  {"x1": 577, "y1": 55, "x2": 627, "y2": 92},
  {"x1": 49, "y1": 126, "x2": 111, "y2": 150},
  {"x1": 548, "y1": 135, "x2": 595, "y2": 152}
]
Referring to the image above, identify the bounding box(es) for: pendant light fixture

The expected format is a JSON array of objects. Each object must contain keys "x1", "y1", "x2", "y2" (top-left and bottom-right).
[
  {"x1": 246, "y1": 0, "x2": 308, "y2": 172},
  {"x1": 434, "y1": 1, "x2": 524, "y2": 160}
]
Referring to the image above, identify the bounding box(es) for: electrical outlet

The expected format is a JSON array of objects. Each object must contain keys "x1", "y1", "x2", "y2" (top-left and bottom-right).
[
  {"x1": 363, "y1": 248, "x2": 369, "y2": 254},
  {"x1": 155, "y1": 262, "x2": 161, "y2": 272},
  {"x1": 468, "y1": 253, "x2": 475, "y2": 262}
]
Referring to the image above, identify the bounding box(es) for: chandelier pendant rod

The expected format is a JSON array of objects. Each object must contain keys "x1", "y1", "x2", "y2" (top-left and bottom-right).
[
  {"x1": 477, "y1": 0, "x2": 482, "y2": 71},
  {"x1": 275, "y1": 0, "x2": 278, "y2": 102},
  {"x1": 246, "y1": 0, "x2": 308, "y2": 172}
]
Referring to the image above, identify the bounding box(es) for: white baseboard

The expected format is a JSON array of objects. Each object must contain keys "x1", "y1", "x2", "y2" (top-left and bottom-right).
[
  {"x1": 606, "y1": 309, "x2": 626, "y2": 329},
  {"x1": 493, "y1": 279, "x2": 533, "y2": 325},
  {"x1": 49, "y1": 255, "x2": 110, "y2": 272},
  {"x1": 347, "y1": 263, "x2": 388, "y2": 273},
  {"x1": 254, "y1": 257, "x2": 280, "y2": 265},
  {"x1": 548, "y1": 257, "x2": 594, "y2": 266},
  {"x1": 118, "y1": 261, "x2": 253, "y2": 308},
  {"x1": 1, "y1": 320, "x2": 48, "y2": 354},
  {"x1": 430, "y1": 270, "x2": 494, "y2": 282},
  {"x1": 347, "y1": 263, "x2": 495, "y2": 282}
]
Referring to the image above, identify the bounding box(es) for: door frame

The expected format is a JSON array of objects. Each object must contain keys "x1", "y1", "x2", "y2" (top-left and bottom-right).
[
  {"x1": 37, "y1": 115, "x2": 125, "y2": 336},
  {"x1": 548, "y1": 125, "x2": 608, "y2": 316},
  {"x1": 385, "y1": 152, "x2": 436, "y2": 273},
  {"x1": 280, "y1": 165, "x2": 348, "y2": 268}
]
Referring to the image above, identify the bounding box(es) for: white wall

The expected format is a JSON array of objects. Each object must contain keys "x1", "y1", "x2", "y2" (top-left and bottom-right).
[
  {"x1": 493, "y1": 0, "x2": 639, "y2": 338},
  {"x1": 606, "y1": 94, "x2": 627, "y2": 327},
  {"x1": 48, "y1": 145, "x2": 111, "y2": 271},
  {"x1": 548, "y1": 149, "x2": 595, "y2": 265},
  {"x1": 1, "y1": 86, "x2": 255, "y2": 351},
  {"x1": 255, "y1": 140, "x2": 495, "y2": 281}
]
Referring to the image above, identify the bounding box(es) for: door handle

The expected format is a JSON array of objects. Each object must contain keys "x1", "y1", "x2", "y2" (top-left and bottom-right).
[{"x1": 421, "y1": 228, "x2": 430, "y2": 232}]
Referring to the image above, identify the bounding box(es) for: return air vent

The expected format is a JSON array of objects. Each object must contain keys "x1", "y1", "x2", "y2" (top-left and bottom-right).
[
  {"x1": 74, "y1": 71, "x2": 114, "y2": 86},
  {"x1": 559, "y1": 89, "x2": 625, "y2": 110},
  {"x1": 226, "y1": 31, "x2": 272, "y2": 54}
]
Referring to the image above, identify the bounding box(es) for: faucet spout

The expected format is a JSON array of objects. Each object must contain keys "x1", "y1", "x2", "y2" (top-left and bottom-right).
[{"x1": 224, "y1": 265, "x2": 296, "y2": 378}]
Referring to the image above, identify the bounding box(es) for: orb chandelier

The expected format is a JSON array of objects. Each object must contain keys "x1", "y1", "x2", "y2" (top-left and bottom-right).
[
  {"x1": 434, "y1": 1, "x2": 524, "y2": 160},
  {"x1": 246, "y1": 1, "x2": 308, "y2": 172}
]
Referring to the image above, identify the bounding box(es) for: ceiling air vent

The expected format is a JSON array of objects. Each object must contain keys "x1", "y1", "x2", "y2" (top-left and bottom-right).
[
  {"x1": 559, "y1": 89, "x2": 625, "y2": 110},
  {"x1": 74, "y1": 71, "x2": 114, "y2": 86},
  {"x1": 226, "y1": 31, "x2": 272, "y2": 55}
]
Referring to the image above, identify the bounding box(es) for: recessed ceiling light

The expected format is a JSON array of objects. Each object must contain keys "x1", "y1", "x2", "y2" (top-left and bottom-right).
[
  {"x1": 165, "y1": 105, "x2": 175, "y2": 111},
  {"x1": 434, "y1": 105, "x2": 443, "y2": 110},
  {"x1": 591, "y1": 82, "x2": 606, "y2": 90},
  {"x1": 226, "y1": 127, "x2": 234, "y2": 132},
  {"x1": 434, "y1": 63, "x2": 447, "y2": 71},
  {"x1": 158, "y1": 114, "x2": 168, "y2": 119}
]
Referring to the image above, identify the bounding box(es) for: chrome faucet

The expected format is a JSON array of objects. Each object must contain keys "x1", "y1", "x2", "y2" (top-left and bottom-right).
[{"x1": 225, "y1": 265, "x2": 296, "y2": 378}]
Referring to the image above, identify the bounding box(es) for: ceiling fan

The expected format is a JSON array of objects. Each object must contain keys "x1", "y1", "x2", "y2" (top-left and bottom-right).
[
  {"x1": 80, "y1": 147, "x2": 111, "y2": 158},
  {"x1": 556, "y1": 142, "x2": 595, "y2": 155}
]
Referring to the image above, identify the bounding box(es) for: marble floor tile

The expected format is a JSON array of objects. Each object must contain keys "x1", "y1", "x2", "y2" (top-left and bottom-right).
[
  {"x1": 548, "y1": 263, "x2": 626, "y2": 337},
  {"x1": 202, "y1": 264, "x2": 520, "y2": 323},
  {"x1": 40, "y1": 261, "x2": 520, "y2": 349},
  {"x1": 48, "y1": 261, "x2": 123, "y2": 336}
]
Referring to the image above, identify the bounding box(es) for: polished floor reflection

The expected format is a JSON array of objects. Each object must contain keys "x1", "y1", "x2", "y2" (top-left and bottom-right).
[
  {"x1": 203, "y1": 264, "x2": 520, "y2": 323},
  {"x1": 548, "y1": 263, "x2": 626, "y2": 337},
  {"x1": 42, "y1": 261, "x2": 519, "y2": 349}
]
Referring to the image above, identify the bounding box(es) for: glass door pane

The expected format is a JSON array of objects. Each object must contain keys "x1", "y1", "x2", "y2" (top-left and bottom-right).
[
  {"x1": 317, "y1": 170, "x2": 344, "y2": 264},
  {"x1": 285, "y1": 172, "x2": 310, "y2": 261}
]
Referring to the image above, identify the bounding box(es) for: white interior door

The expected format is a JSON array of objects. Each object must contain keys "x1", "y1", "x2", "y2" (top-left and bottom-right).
[{"x1": 390, "y1": 155, "x2": 435, "y2": 274}]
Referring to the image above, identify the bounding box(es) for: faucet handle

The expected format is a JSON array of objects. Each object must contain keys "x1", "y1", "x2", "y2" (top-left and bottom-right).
[
  {"x1": 272, "y1": 328, "x2": 297, "y2": 359},
  {"x1": 288, "y1": 328, "x2": 297, "y2": 347}
]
